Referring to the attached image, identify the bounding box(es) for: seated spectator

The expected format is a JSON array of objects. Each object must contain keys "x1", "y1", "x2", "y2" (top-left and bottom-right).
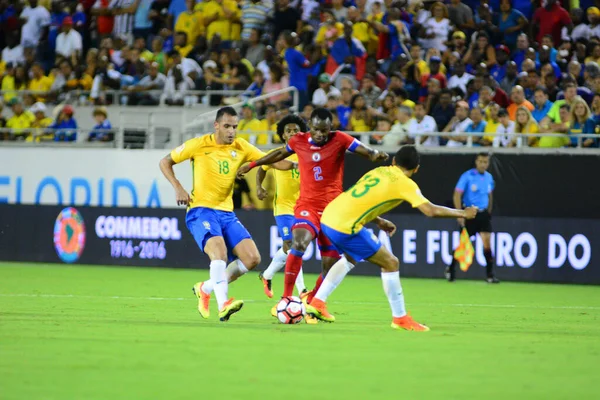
[
  {"x1": 89, "y1": 107, "x2": 113, "y2": 142},
  {"x1": 150, "y1": 37, "x2": 168, "y2": 73},
  {"x1": 244, "y1": 69, "x2": 266, "y2": 99},
  {"x1": 443, "y1": 101, "x2": 472, "y2": 147},
  {"x1": 541, "y1": 82, "x2": 578, "y2": 127},
  {"x1": 0, "y1": 102, "x2": 6, "y2": 133},
  {"x1": 568, "y1": 97, "x2": 597, "y2": 148},
  {"x1": 125, "y1": 62, "x2": 167, "y2": 106},
  {"x1": 408, "y1": 102, "x2": 439, "y2": 146},
  {"x1": 300, "y1": 103, "x2": 315, "y2": 122},
  {"x1": 532, "y1": 88, "x2": 553, "y2": 123},
  {"x1": 419, "y1": 56, "x2": 447, "y2": 102},
  {"x1": 464, "y1": 31, "x2": 497, "y2": 68},
  {"x1": 238, "y1": 103, "x2": 266, "y2": 145},
  {"x1": 50, "y1": 59, "x2": 79, "y2": 97},
  {"x1": 562, "y1": 9, "x2": 588, "y2": 42},
  {"x1": 244, "y1": 29, "x2": 266, "y2": 67},
  {"x1": 174, "y1": 32, "x2": 193, "y2": 58},
  {"x1": 507, "y1": 85, "x2": 534, "y2": 120},
  {"x1": 1, "y1": 33, "x2": 24, "y2": 66},
  {"x1": 26, "y1": 102, "x2": 53, "y2": 142},
  {"x1": 28, "y1": 62, "x2": 53, "y2": 103},
  {"x1": 1, "y1": 63, "x2": 19, "y2": 103},
  {"x1": 494, "y1": 108, "x2": 516, "y2": 147},
  {"x1": 588, "y1": 7, "x2": 600, "y2": 38},
  {"x1": 51, "y1": 105, "x2": 78, "y2": 142},
  {"x1": 360, "y1": 74, "x2": 382, "y2": 108},
  {"x1": 378, "y1": 93, "x2": 398, "y2": 123},
  {"x1": 264, "y1": 63, "x2": 290, "y2": 104},
  {"x1": 395, "y1": 88, "x2": 415, "y2": 110},
  {"x1": 260, "y1": 104, "x2": 280, "y2": 142},
  {"x1": 538, "y1": 104, "x2": 571, "y2": 148},
  {"x1": 316, "y1": 10, "x2": 344, "y2": 50},
  {"x1": 465, "y1": 107, "x2": 487, "y2": 145},
  {"x1": 490, "y1": 45, "x2": 511, "y2": 83},
  {"x1": 347, "y1": 93, "x2": 372, "y2": 133},
  {"x1": 499, "y1": 61, "x2": 518, "y2": 95},
  {"x1": 331, "y1": 0, "x2": 348, "y2": 22},
  {"x1": 430, "y1": 88, "x2": 454, "y2": 133},
  {"x1": 55, "y1": 17, "x2": 82, "y2": 67},
  {"x1": 448, "y1": 60, "x2": 473, "y2": 96},
  {"x1": 5, "y1": 98, "x2": 34, "y2": 140},
  {"x1": 312, "y1": 73, "x2": 341, "y2": 107},
  {"x1": 382, "y1": 106, "x2": 412, "y2": 147},
  {"x1": 164, "y1": 64, "x2": 195, "y2": 106},
  {"x1": 514, "y1": 106, "x2": 540, "y2": 147},
  {"x1": 420, "y1": 2, "x2": 451, "y2": 52}
]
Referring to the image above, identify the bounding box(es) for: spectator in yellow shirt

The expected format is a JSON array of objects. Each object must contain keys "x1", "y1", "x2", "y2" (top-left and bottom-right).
[
  {"x1": 174, "y1": 32, "x2": 194, "y2": 57},
  {"x1": 260, "y1": 104, "x2": 281, "y2": 143},
  {"x1": 1, "y1": 63, "x2": 20, "y2": 103},
  {"x1": 5, "y1": 98, "x2": 35, "y2": 140},
  {"x1": 28, "y1": 63, "x2": 53, "y2": 103},
  {"x1": 237, "y1": 103, "x2": 267, "y2": 144},
  {"x1": 316, "y1": 11, "x2": 344, "y2": 51},
  {"x1": 483, "y1": 102, "x2": 501, "y2": 145},
  {"x1": 175, "y1": 0, "x2": 205, "y2": 46},
  {"x1": 514, "y1": 106, "x2": 540, "y2": 147},
  {"x1": 26, "y1": 102, "x2": 54, "y2": 142},
  {"x1": 203, "y1": 0, "x2": 242, "y2": 42}
]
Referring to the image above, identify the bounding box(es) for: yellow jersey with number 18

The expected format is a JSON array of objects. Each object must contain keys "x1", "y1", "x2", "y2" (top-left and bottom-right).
[
  {"x1": 262, "y1": 152, "x2": 299, "y2": 216},
  {"x1": 321, "y1": 166, "x2": 429, "y2": 234},
  {"x1": 170, "y1": 134, "x2": 265, "y2": 212}
]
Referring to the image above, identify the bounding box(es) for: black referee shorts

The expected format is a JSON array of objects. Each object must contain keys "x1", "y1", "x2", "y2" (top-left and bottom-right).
[{"x1": 464, "y1": 210, "x2": 492, "y2": 235}]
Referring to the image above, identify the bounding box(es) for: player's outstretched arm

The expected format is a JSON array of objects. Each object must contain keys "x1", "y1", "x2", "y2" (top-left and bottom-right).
[
  {"x1": 418, "y1": 202, "x2": 478, "y2": 219},
  {"x1": 272, "y1": 159, "x2": 297, "y2": 171},
  {"x1": 159, "y1": 154, "x2": 190, "y2": 206},
  {"x1": 255, "y1": 167, "x2": 268, "y2": 201},
  {"x1": 353, "y1": 142, "x2": 389, "y2": 163},
  {"x1": 237, "y1": 146, "x2": 293, "y2": 177}
]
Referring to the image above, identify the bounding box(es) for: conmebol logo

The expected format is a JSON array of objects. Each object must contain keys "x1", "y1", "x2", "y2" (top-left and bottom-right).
[{"x1": 95, "y1": 216, "x2": 182, "y2": 240}]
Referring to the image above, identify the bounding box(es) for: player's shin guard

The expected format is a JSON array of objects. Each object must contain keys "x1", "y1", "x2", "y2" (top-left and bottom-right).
[
  {"x1": 314, "y1": 258, "x2": 355, "y2": 302},
  {"x1": 283, "y1": 249, "x2": 304, "y2": 297},
  {"x1": 226, "y1": 259, "x2": 249, "y2": 283},
  {"x1": 381, "y1": 271, "x2": 407, "y2": 318},
  {"x1": 262, "y1": 247, "x2": 288, "y2": 280},
  {"x1": 210, "y1": 260, "x2": 228, "y2": 310},
  {"x1": 484, "y1": 249, "x2": 494, "y2": 277}
]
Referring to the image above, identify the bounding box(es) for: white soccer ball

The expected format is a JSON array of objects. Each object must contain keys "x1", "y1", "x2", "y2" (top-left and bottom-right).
[{"x1": 276, "y1": 296, "x2": 306, "y2": 324}]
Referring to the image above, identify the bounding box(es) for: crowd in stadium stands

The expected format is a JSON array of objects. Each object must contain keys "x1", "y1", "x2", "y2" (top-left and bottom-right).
[{"x1": 0, "y1": 0, "x2": 599, "y2": 147}]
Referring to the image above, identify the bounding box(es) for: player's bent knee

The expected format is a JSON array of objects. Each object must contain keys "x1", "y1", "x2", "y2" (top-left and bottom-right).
[
  {"x1": 291, "y1": 238, "x2": 309, "y2": 253},
  {"x1": 204, "y1": 237, "x2": 228, "y2": 261},
  {"x1": 381, "y1": 255, "x2": 399, "y2": 272},
  {"x1": 242, "y1": 252, "x2": 261, "y2": 269}
]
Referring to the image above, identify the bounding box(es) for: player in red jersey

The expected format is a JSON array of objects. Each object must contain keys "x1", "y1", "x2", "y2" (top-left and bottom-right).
[{"x1": 238, "y1": 108, "x2": 388, "y2": 310}]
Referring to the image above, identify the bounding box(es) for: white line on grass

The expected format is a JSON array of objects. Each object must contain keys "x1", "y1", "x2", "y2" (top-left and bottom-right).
[{"x1": 1, "y1": 293, "x2": 599, "y2": 311}]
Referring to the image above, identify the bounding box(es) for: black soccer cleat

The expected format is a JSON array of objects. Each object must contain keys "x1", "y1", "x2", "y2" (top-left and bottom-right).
[
  {"x1": 486, "y1": 276, "x2": 500, "y2": 284},
  {"x1": 445, "y1": 265, "x2": 455, "y2": 282}
]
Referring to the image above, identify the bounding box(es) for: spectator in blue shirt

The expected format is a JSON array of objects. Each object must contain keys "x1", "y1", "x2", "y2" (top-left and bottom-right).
[
  {"x1": 532, "y1": 88, "x2": 553, "y2": 122},
  {"x1": 569, "y1": 97, "x2": 598, "y2": 147},
  {"x1": 89, "y1": 107, "x2": 113, "y2": 142},
  {"x1": 282, "y1": 31, "x2": 310, "y2": 110},
  {"x1": 494, "y1": 0, "x2": 528, "y2": 49},
  {"x1": 51, "y1": 105, "x2": 78, "y2": 142},
  {"x1": 465, "y1": 108, "x2": 487, "y2": 145},
  {"x1": 490, "y1": 45, "x2": 510, "y2": 83}
]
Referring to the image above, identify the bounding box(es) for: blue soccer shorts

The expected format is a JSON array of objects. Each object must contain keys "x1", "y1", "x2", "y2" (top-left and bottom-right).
[
  {"x1": 186, "y1": 207, "x2": 252, "y2": 262},
  {"x1": 321, "y1": 224, "x2": 382, "y2": 262},
  {"x1": 275, "y1": 214, "x2": 294, "y2": 241}
]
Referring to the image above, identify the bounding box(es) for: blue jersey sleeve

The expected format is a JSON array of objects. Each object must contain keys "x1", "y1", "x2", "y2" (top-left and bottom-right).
[
  {"x1": 455, "y1": 172, "x2": 469, "y2": 192},
  {"x1": 488, "y1": 174, "x2": 495, "y2": 193}
]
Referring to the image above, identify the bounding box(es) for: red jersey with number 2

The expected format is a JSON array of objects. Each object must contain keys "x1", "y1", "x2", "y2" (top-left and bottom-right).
[{"x1": 286, "y1": 131, "x2": 360, "y2": 210}]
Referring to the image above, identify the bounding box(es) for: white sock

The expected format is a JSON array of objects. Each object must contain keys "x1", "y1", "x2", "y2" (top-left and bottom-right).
[
  {"x1": 226, "y1": 259, "x2": 249, "y2": 283},
  {"x1": 314, "y1": 258, "x2": 355, "y2": 302},
  {"x1": 201, "y1": 279, "x2": 214, "y2": 295},
  {"x1": 262, "y1": 247, "x2": 288, "y2": 280},
  {"x1": 295, "y1": 267, "x2": 306, "y2": 294},
  {"x1": 381, "y1": 271, "x2": 407, "y2": 318},
  {"x1": 210, "y1": 260, "x2": 228, "y2": 310}
]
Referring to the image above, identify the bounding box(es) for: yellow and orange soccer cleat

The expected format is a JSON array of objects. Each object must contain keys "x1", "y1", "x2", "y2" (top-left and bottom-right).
[
  {"x1": 219, "y1": 298, "x2": 244, "y2": 322},
  {"x1": 271, "y1": 303, "x2": 278, "y2": 318},
  {"x1": 306, "y1": 298, "x2": 335, "y2": 322},
  {"x1": 300, "y1": 289, "x2": 311, "y2": 308},
  {"x1": 259, "y1": 272, "x2": 273, "y2": 298},
  {"x1": 391, "y1": 315, "x2": 430, "y2": 332},
  {"x1": 192, "y1": 282, "x2": 211, "y2": 319}
]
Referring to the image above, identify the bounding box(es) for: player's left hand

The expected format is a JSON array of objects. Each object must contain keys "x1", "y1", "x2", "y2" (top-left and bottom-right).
[
  {"x1": 377, "y1": 218, "x2": 397, "y2": 237},
  {"x1": 370, "y1": 150, "x2": 389, "y2": 163},
  {"x1": 237, "y1": 164, "x2": 251, "y2": 178}
]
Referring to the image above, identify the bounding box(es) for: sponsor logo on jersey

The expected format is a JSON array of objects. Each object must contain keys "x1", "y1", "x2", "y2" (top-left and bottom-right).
[
  {"x1": 312, "y1": 153, "x2": 321, "y2": 162},
  {"x1": 300, "y1": 211, "x2": 310, "y2": 217}
]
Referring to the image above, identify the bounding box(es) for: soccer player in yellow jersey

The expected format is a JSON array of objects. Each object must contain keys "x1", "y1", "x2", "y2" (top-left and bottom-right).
[
  {"x1": 255, "y1": 115, "x2": 307, "y2": 299},
  {"x1": 159, "y1": 107, "x2": 294, "y2": 322},
  {"x1": 307, "y1": 145, "x2": 477, "y2": 330}
]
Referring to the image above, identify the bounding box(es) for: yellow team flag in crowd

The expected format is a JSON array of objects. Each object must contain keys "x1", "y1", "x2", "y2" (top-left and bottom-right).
[{"x1": 454, "y1": 228, "x2": 475, "y2": 272}]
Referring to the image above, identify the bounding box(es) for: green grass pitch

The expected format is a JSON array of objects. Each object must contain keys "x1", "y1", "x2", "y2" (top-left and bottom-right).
[{"x1": 1, "y1": 262, "x2": 599, "y2": 400}]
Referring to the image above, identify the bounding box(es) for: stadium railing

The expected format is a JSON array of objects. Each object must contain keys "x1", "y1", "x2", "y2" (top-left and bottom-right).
[
  {"x1": 1, "y1": 129, "x2": 598, "y2": 153},
  {"x1": 0, "y1": 89, "x2": 248, "y2": 107}
]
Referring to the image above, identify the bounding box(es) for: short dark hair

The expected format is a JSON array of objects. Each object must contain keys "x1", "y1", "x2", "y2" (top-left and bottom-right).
[
  {"x1": 276, "y1": 114, "x2": 308, "y2": 142},
  {"x1": 534, "y1": 87, "x2": 547, "y2": 95},
  {"x1": 477, "y1": 152, "x2": 490, "y2": 159},
  {"x1": 497, "y1": 108, "x2": 509, "y2": 117},
  {"x1": 310, "y1": 107, "x2": 333, "y2": 122},
  {"x1": 394, "y1": 145, "x2": 420, "y2": 170},
  {"x1": 559, "y1": 104, "x2": 570, "y2": 111},
  {"x1": 215, "y1": 106, "x2": 238, "y2": 121}
]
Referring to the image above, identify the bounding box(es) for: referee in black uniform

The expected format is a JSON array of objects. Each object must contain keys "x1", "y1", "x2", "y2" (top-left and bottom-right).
[{"x1": 445, "y1": 153, "x2": 499, "y2": 283}]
